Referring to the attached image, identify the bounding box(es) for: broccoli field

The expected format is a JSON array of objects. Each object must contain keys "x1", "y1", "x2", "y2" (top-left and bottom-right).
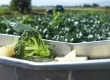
[{"x1": 0, "y1": 12, "x2": 110, "y2": 43}]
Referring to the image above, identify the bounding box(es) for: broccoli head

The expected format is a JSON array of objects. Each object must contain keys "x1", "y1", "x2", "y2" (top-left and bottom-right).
[{"x1": 4, "y1": 19, "x2": 51, "y2": 61}]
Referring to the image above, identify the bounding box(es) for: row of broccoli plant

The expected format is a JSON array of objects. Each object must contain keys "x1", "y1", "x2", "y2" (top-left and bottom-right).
[{"x1": 0, "y1": 12, "x2": 110, "y2": 43}]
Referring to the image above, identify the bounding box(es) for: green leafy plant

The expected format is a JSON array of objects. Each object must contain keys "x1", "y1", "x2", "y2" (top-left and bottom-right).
[
  {"x1": 0, "y1": 12, "x2": 110, "y2": 43},
  {"x1": 0, "y1": 18, "x2": 53, "y2": 62}
]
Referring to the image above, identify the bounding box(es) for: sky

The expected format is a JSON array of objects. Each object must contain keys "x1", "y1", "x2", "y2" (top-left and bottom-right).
[{"x1": 0, "y1": 0, "x2": 110, "y2": 6}]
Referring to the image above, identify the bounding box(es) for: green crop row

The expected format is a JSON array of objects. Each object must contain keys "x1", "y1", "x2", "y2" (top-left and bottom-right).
[{"x1": 0, "y1": 12, "x2": 110, "y2": 43}]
